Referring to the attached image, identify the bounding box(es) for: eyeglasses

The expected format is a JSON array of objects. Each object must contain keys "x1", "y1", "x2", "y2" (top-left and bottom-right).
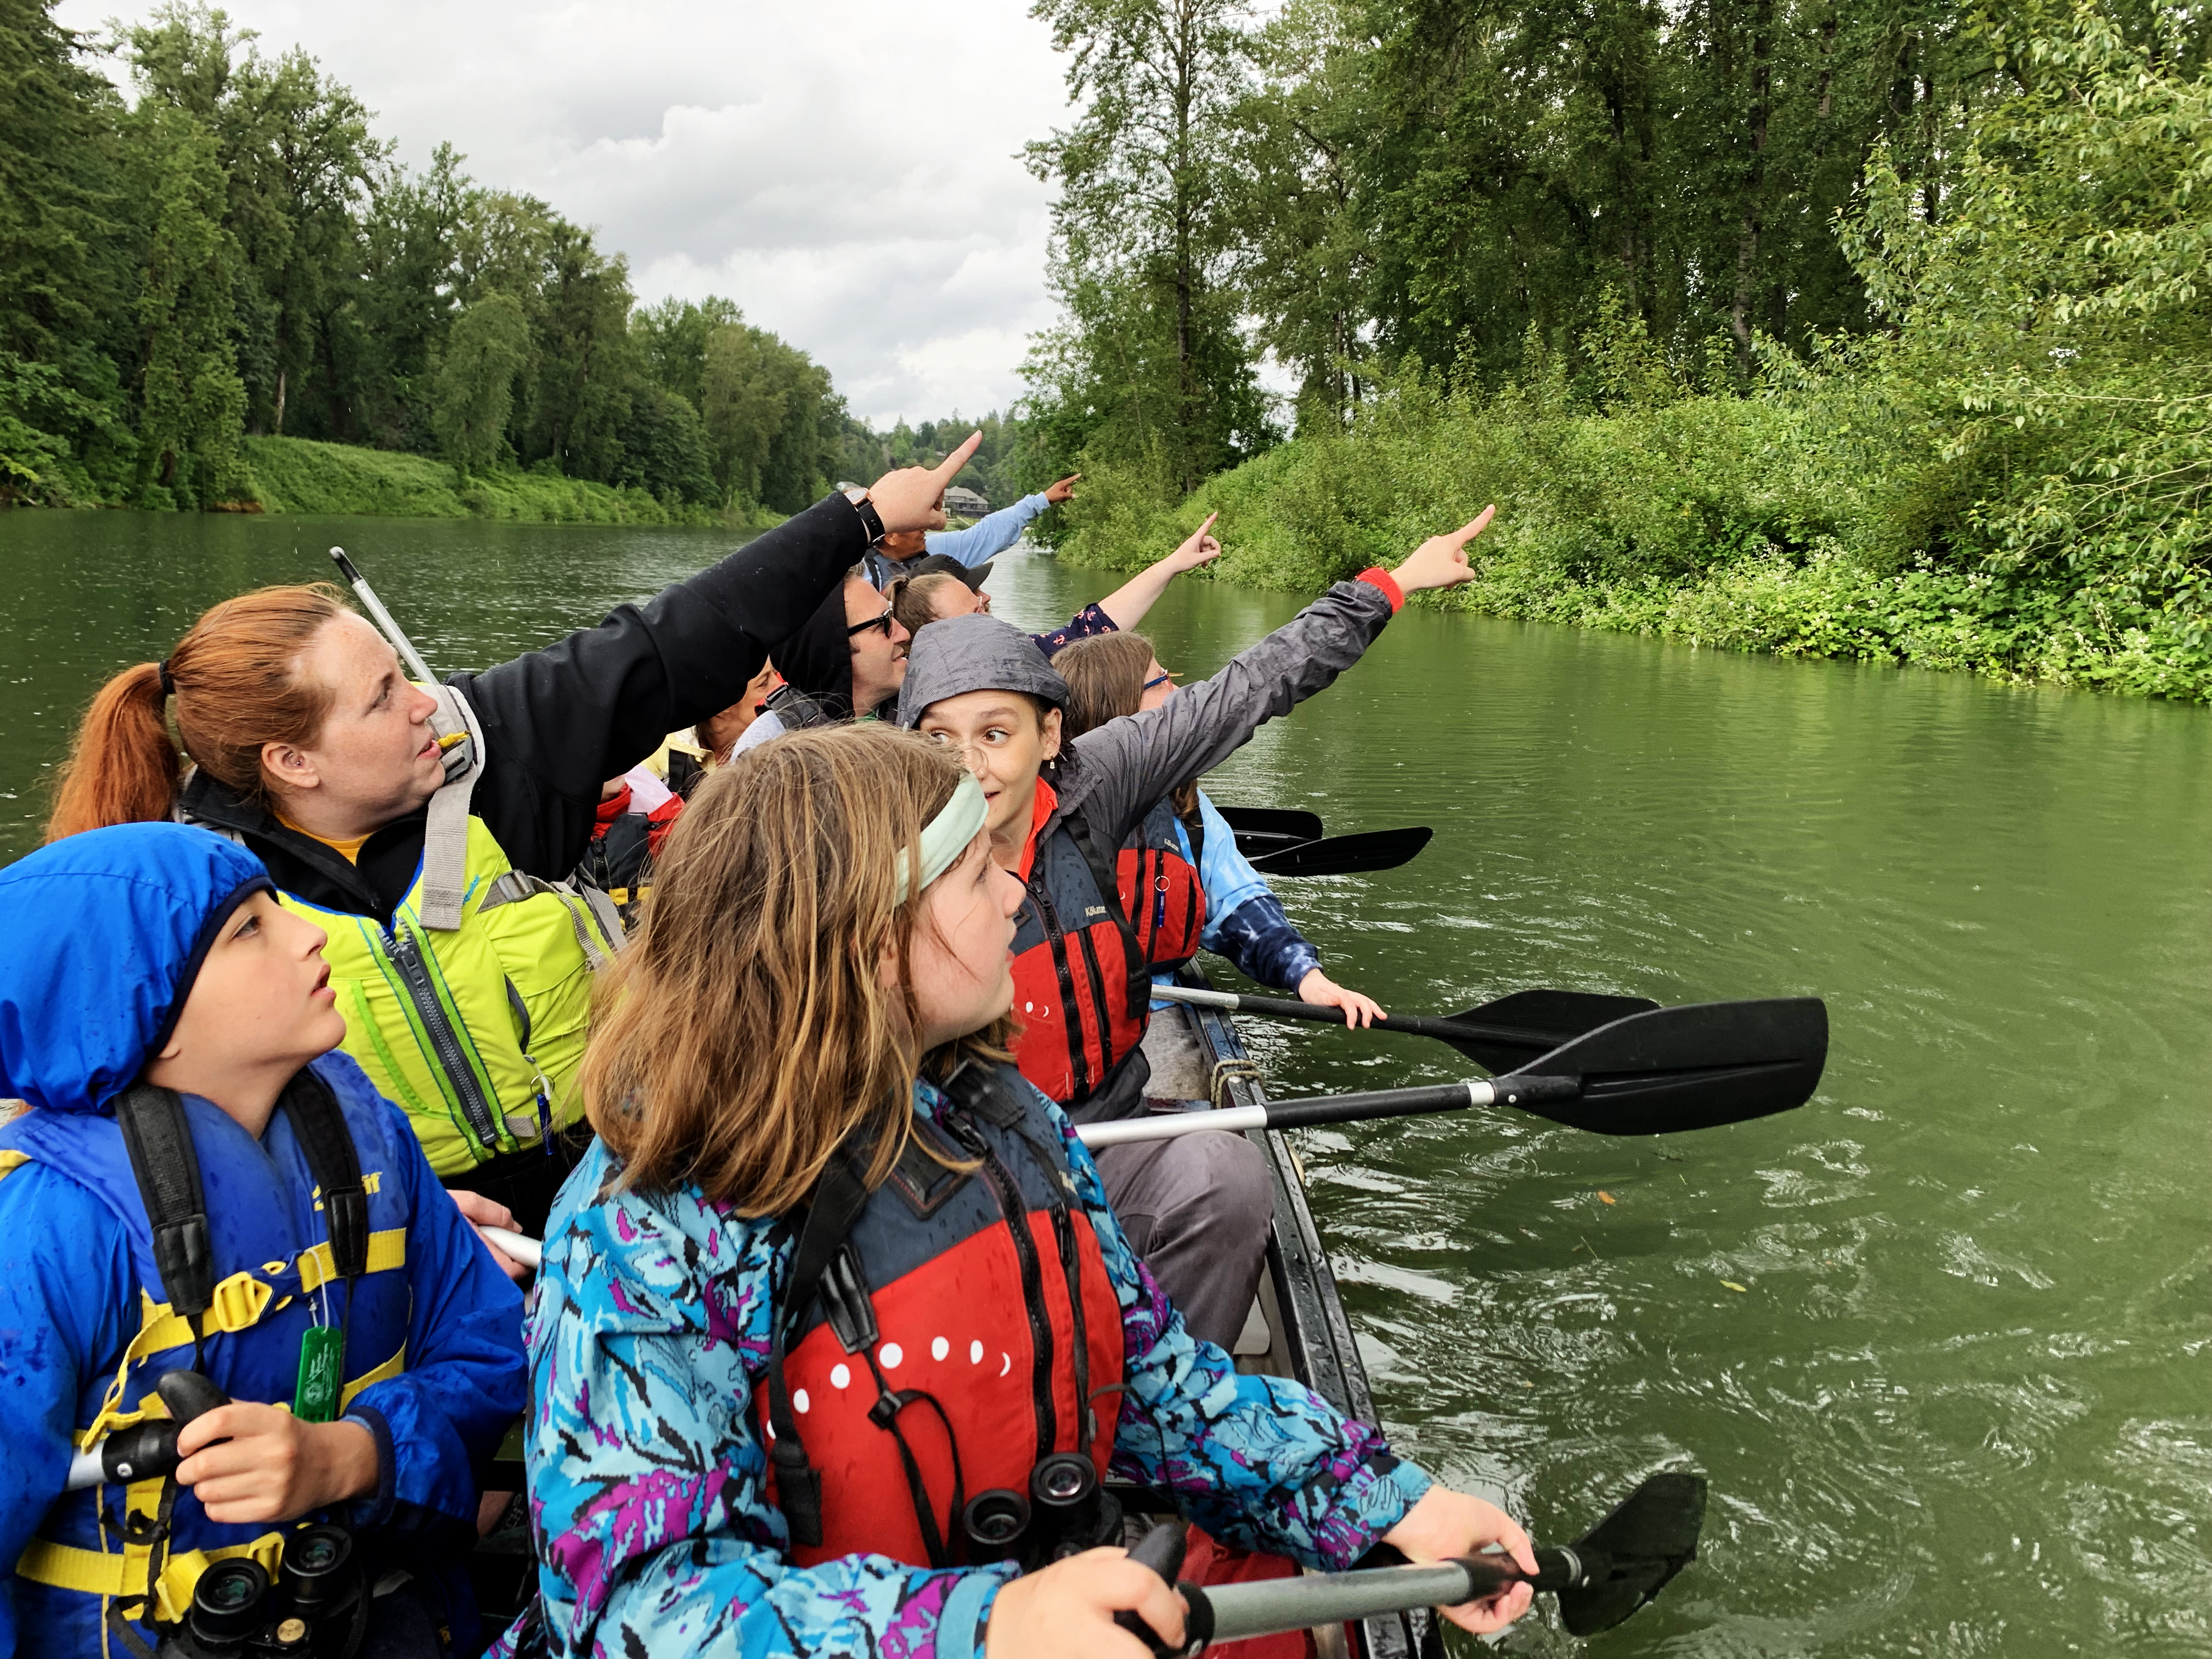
[
  {"x1": 1142, "y1": 669, "x2": 1177, "y2": 692},
  {"x1": 847, "y1": 599, "x2": 896, "y2": 639}
]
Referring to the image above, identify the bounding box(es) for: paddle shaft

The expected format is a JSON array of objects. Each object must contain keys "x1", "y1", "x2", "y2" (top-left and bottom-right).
[
  {"x1": 330, "y1": 548, "x2": 439, "y2": 687},
  {"x1": 1182, "y1": 1549, "x2": 1587, "y2": 1644},
  {"x1": 482, "y1": 1225, "x2": 544, "y2": 1272},
  {"x1": 1155, "y1": 983, "x2": 1562, "y2": 1055},
  {"x1": 1075, "y1": 1074, "x2": 1575, "y2": 1148}
]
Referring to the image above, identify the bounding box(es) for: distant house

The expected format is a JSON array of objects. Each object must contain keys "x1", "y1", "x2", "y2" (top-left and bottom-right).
[{"x1": 943, "y1": 485, "x2": 991, "y2": 519}]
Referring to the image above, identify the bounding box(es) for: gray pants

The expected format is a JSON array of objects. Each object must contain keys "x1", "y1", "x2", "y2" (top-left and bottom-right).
[{"x1": 1091, "y1": 1131, "x2": 1274, "y2": 1352}]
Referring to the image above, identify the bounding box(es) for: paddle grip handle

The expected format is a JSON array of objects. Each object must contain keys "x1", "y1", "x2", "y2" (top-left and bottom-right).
[
  {"x1": 1114, "y1": 1522, "x2": 1193, "y2": 1656},
  {"x1": 1265, "y1": 1084, "x2": 1485, "y2": 1131}
]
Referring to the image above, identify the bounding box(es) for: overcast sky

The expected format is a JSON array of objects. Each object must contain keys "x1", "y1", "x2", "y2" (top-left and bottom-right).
[{"x1": 56, "y1": 0, "x2": 1074, "y2": 428}]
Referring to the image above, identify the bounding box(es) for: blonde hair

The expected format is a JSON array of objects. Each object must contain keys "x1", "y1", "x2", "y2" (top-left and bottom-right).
[{"x1": 583, "y1": 723, "x2": 1004, "y2": 1215}]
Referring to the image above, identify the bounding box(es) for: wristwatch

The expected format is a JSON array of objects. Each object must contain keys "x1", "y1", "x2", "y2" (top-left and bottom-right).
[{"x1": 844, "y1": 486, "x2": 885, "y2": 544}]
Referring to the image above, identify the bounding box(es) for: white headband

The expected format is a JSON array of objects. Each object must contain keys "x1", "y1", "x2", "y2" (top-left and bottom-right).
[{"x1": 895, "y1": 772, "x2": 988, "y2": 902}]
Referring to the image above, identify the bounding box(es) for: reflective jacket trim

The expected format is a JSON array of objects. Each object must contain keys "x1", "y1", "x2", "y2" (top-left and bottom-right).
[{"x1": 278, "y1": 817, "x2": 616, "y2": 1177}]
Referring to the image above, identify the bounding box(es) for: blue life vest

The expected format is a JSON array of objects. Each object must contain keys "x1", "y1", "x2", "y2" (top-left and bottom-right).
[{"x1": 0, "y1": 1052, "x2": 415, "y2": 1641}]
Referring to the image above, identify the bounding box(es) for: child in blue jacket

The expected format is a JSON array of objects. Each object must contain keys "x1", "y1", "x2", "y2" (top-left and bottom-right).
[{"x1": 0, "y1": 823, "x2": 528, "y2": 1657}]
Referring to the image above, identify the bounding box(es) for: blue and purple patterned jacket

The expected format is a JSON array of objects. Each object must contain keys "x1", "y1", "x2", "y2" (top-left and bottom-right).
[{"x1": 511, "y1": 1077, "x2": 1432, "y2": 1659}]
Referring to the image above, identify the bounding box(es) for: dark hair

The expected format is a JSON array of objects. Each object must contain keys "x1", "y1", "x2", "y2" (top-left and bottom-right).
[
  {"x1": 1054, "y1": 631, "x2": 1197, "y2": 816},
  {"x1": 48, "y1": 585, "x2": 353, "y2": 838}
]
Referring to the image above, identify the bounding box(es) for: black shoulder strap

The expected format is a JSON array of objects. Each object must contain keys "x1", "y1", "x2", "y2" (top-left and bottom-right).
[
  {"x1": 113, "y1": 1084, "x2": 215, "y2": 1329},
  {"x1": 766, "y1": 1158, "x2": 873, "y2": 1548},
  {"x1": 766, "y1": 683, "x2": 833, "y2": 731},
  {"x1": 1062, "y1": 808, "x2": 1153, "y2": 1024},
  {"x1": 1180, "y1": 796, "x2": 1205, "y2": 875},
  {"x1": 277, "y1": 1068, "x2": 369, "y2": 1284}
]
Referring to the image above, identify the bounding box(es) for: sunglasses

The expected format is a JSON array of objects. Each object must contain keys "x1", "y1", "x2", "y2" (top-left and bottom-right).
[{"x1": 847, "y1": 599, "x2": 896, "y2": 639}]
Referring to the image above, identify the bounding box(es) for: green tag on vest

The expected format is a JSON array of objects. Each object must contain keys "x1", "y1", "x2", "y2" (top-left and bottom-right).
[{"x1": 294, "y1": 1326, "x2": 345, "y2": 1423}]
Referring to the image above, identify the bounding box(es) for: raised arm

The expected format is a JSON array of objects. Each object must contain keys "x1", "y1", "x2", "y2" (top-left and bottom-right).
[
  {"x1": 926, "y1": 468, "x2": 1073, "y2": 567},
  {"x1": 460, "y1": 440, "x2": 981, "y2": 877},
  {"x1": 1069, "y1": 510, "x2": 1493, "y2": 846},
  {"x1": 1093, "y1": 512, "x2": 1222, "y2": 631}
]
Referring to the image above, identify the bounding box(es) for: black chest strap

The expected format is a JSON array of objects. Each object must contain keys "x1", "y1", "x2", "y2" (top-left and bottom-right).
[{"x1": 1061, "y1": 808, "x2": 1154, "y2": 1026}]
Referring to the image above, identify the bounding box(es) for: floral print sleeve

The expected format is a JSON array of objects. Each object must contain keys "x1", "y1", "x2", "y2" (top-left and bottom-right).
[
  {"x1": 1053, "y1": 1100, "x2": 1434, "y2": 1567},
  {"x1": 514, "y1": 1142, "x2": 1011, "y2": 1659}
]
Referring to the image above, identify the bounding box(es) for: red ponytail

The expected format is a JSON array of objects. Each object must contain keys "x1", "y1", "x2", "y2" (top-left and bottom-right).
[{"x1": 47, "y1": 584, "x2": 351, "y2": 840}]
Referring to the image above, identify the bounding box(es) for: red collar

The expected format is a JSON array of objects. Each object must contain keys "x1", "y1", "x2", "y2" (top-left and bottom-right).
[{"x1": 1016, "y1": 777, "x2": 1057, "y2": 883}]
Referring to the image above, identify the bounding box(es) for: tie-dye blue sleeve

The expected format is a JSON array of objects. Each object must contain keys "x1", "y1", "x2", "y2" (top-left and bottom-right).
[
  {"x1": 1045, "y1": 1101, "x2": 1432, "y2": 1567},
  {"x1": 515, "y1": 1154, "x2": 1013, "y2": 1659}
]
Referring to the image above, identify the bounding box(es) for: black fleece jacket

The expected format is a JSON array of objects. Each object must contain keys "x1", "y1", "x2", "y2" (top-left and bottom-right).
[{"x1": 180, "y1": 494, "x2": 870, "y2": 922}]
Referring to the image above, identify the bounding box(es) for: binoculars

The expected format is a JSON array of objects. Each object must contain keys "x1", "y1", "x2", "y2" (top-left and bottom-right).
[
  {"x1": 961, "y1": 1452, "x2": 1124, "y2": 1572},
  {"x1": 156, "y1": 1525, "x2": 360, "y2": 1659}
]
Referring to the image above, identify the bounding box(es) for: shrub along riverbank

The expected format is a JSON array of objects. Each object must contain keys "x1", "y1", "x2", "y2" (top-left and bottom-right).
[
  {"x1": 1043, "y1": 10, "x2": 2212, "y2": 705},
  {"x1": 239, "y1": 437, "x2": 769, "y2": 526}
]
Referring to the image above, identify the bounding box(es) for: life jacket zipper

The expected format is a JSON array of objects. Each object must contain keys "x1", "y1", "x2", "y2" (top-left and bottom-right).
[
  {"x1": 946, "y1": 1111, "x2": 1058, "y2": 1455},
  {"x1": 383, "y1": 919, "x2": 500, "y2": 1154},
  {"x1": 1025, "y1": 878, "x2": 1094, "y2": 1100}
]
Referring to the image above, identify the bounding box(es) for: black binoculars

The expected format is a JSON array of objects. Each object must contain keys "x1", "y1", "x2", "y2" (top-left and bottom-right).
[
  {"x1": 961, "y1": 1452, "x2": 1124, "y2": 1572},
  {"x1": 156, "y1": 1525, "x2": 360, "y2": 1659}
]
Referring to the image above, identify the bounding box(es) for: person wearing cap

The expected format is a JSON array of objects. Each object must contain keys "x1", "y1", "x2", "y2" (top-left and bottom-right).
[
  {"x1": 864, "y1": 470, "x2": 1082, "y2": 586},
  {"x1": 892, "y1": 514, "x2": 1225, "y2": 661},
  {"x1": 895, "y1": 511, "x2": 1497, "y2": 1348},
  {"x1": 0, "y1": 822, "x2": 527, "y2": 1657}
]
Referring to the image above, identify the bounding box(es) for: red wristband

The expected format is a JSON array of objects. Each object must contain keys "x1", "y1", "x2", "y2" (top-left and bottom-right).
[{"x1": 1355, "y1": 567, "x2": 1404, "y2": 613}]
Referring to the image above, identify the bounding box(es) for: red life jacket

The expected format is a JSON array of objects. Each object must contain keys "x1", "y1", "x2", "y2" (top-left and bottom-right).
[
  {"x1": 1118, "y1": 794, "x2": 1206, "y2": 974},
  {"x1": 758, "y1": 1060, "x2": 1124, "y2": 1569},
  {"x1": 1008, "y1": 779, "x2": 1154, "y2": 1114}
]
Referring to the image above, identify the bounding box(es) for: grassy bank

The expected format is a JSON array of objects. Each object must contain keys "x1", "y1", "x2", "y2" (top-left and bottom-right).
[
  {"x1": 237, "y1": 436, "x2": 779, "y2": 527},
  {"x1": 1054, "y1": 366, "x2": 2212, "y2": 703}
]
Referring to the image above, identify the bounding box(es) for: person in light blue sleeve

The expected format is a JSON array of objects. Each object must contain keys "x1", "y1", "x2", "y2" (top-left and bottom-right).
[
  {"x1": 866, "y1": 471, "x2": 1081, "y2": 585},
  {"x1": 1054, "y1": 631, "x2": 1387, "y2": 1025}
]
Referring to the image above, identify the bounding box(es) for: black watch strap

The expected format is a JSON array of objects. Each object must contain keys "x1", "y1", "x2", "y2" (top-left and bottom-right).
[{"x1": 845, "y1": 490, "x2": 885, "y2": 544}]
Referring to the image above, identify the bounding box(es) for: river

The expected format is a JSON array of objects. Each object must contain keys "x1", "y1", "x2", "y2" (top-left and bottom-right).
[{"x1": 4, "y1": 511, "x2": 2210, "y2": 1656}]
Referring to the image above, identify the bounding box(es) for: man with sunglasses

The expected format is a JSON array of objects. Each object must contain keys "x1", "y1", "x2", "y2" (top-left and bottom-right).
[{"x1": 731, "y1": 568, "x2": 916, "y2": 757}]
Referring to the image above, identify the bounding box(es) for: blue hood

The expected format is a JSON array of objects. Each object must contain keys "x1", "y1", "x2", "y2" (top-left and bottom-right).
[{"x1": 0, "y1": 823, "x2": 273, "y2": 1115}]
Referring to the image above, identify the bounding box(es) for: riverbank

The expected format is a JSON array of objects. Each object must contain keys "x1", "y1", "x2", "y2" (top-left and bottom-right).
[
  {"x1": 1053, "y1": 376, "x2": 2212, "y2": 703},
  {"x1": 239, "y1": 437, "x2": 792, "y2": 527}
]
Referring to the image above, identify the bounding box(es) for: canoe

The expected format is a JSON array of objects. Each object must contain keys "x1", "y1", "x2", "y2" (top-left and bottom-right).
[{"x1": 1130, "y1": 979, "x2": 1445, "y2": 1659}]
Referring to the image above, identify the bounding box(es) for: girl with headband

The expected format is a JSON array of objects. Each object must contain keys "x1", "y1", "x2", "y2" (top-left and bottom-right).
[{"x1": 512, "y1": 722, "x2": 1534, "y2": 1659}]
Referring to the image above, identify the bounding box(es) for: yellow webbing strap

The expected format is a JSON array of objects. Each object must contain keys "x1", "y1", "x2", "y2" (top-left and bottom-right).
[
  {"x1": 340, "y1": 1341, "x2": 406, "y2": 1409},
  {"x1": 15, "y1": 1529, "x2": 288, "y2": 1626},
  {"x1": 297, "y1": 1227, "x2": 407, "y2": 1294},
  {"x1": 0, "y1": 1148, "x2": 30, "y2": 1182}
]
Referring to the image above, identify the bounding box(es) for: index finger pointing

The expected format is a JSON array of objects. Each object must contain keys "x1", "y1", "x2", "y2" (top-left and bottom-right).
[
  {"x1": 934, "y1": 432, "x2": 984, "y2": 479},
  {"x1": 1456, "y1": 504, "x2": 1497, "y2": 544},
  {"x1": 1198, "y1": 511, "x2": 1218, "y2": 533}
]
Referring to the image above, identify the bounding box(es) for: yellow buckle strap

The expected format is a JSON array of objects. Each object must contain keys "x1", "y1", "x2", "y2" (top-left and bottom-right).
[
  {"x1": 297, "y1": 1227, "x2": 407, "y2": 1295},
  {"x1": 15, "y1": 1529, "x2": 288, "y2": 1626}
]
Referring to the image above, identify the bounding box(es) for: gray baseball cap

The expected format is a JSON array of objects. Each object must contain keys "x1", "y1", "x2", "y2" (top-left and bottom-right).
[{"x1": 895, "y1": 614, "x2": 1069, "y2": 728}]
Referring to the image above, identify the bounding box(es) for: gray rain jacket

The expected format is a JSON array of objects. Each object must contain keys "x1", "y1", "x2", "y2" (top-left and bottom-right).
[{"x1": 899, "y1": 577, "x2": 1399, "y2": 1120}]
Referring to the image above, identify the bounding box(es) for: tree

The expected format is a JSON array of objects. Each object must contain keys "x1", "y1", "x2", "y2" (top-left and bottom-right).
[
  {"x1": 431, "y1": 291, "x2": 527, "y2": 475},
  {"x1": 1025, "y1": 0, "x2": 1274, "y2": 493},
  {"x1": 127, "y1": 101, "x2": 248, "y2": 506}
]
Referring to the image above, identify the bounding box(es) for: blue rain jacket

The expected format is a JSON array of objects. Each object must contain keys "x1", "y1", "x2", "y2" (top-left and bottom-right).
[
  {"x1": 0, "y1": 824, "x2": 527, "y2": 1656},
  {"x1": 1150, "y1": 791, "x2": 1323, "y2": 1006}
]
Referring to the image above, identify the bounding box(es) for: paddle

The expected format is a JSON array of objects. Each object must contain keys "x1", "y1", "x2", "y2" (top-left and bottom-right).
[
  {"x1": 1077, "y1": 995, "x2": 1828, "y2": 1146},
  {"x1": 1117, "y1": 1472, "x2": 1706, "y2": 1651},
  {"x1": 1214, "y1": 805, "x2": 1324, "y2": 855},
  {"x1": 1156, "y1": 983, "x2": 1660, "y2": 1073},
  {"x1": 1247, "y1": 826, "x2": 1432, "y2": 877}
]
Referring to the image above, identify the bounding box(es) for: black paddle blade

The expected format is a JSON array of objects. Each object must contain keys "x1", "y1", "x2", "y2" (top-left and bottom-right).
[
  {"x1": 1216, "y1": 805, "x2": 1324, "y2": 851},
  {"x1": 1249, "y1": 826, "x2": 1433, "y2": 877},
  {"x1": 1437, "y1": 989, "x2": 1663, "y2": 1071},
  {"x1": 1558, "y1": 1472, "x2": 1707, "y2": 1637},
  {"x1": 1509, "y1": 997, "x2": 1828, "y2": 1134}
]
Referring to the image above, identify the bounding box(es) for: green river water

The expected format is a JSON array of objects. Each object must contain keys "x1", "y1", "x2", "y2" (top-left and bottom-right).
[{"x1": 3, "y1": 512, "x2": 2210, "y2": 1657}]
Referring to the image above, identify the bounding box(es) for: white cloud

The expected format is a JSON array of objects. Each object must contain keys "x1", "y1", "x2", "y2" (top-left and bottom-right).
[{"x1": 57, "y1": 0, "x2": 1074, "y2": 425}]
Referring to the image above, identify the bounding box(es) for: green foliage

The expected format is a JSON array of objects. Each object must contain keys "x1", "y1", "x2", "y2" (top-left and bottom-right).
[
  {"x1": 0, "y1": 0, "x2": 852, "y2": 517},
  {"x1": 432, "y1": 292, "x2": 528, "y2": 475},
  {"x1": 242, "y1": 435, "x2": 724, "y2": 524}
]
